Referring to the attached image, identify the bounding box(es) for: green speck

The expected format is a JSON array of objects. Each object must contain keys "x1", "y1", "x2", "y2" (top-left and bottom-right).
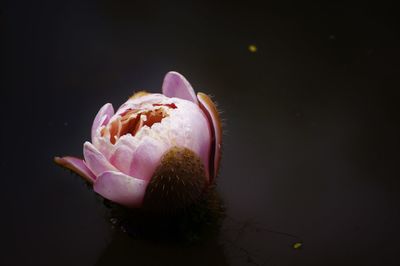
[{"x1": 293, "y1": 242, "x2": 303, "y2": 249}]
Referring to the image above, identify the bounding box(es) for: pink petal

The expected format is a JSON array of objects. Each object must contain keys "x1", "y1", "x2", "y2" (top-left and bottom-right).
[
  {"x1": 109, "y1": 143, "x2": 134, "y2": 176},
  {"x1": 91, "y1": 103, "x2": 114, "y2": 141},
  {"x1": 197, "y1": 93, "x2": 222, "y2": 182},
  {"x1": 129, "y1": 137, "x2": 166, "y2": 181},
  {"x1": 162, "y1": 71, "x2": 198, "y2": 104},
  {"x1": 83, "y1": 141, "x2": 117, "y2": 176},
  {"x1": 54, "y1": 156, "x2": 96, "y2": 183},
  {"x1": 191, "y1": 111, "x2": 212, "y2": 182},
  {"x1": 93, "y1": 170, "x2": 148, "y2": 208}
]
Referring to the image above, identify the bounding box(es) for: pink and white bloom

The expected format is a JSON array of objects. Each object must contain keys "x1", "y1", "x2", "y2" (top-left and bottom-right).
[{"x1": 55, "y1": 72, "x2": 221, "y2": 209}]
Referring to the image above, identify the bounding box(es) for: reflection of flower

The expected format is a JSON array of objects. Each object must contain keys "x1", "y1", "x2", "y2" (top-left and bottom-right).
[{"x1": 55, "y1": 72, "x2": 221, "y2": 210}]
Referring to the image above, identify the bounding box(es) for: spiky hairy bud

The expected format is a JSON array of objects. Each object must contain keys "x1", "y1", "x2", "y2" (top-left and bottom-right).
[{"x1": 143, "y1": 146, "x2": 207, "y2": 213}]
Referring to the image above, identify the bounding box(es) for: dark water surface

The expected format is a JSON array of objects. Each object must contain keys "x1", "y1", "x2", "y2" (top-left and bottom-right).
[{"x1": 1, "y1": 1, "x2": 400, "y2": 265}]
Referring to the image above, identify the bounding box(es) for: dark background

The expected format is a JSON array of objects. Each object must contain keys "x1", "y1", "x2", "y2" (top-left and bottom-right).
[{"x1": 1, "y1": 1, "x2": 400, "y2": 265}]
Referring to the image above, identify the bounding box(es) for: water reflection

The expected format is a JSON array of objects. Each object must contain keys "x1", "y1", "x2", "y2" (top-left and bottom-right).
[
  {"x1": 95, "y1": 202, "x2": 303, "y2": 266},
  {"x1": 96, "y1": 230, "x2": 228, "y2": 266},
  {"x1": 96, "y1": 188, "x2": 228, "y2": 265},
  {"x1": 221, "y1": 216, "x2": 303, "y2": 266}
]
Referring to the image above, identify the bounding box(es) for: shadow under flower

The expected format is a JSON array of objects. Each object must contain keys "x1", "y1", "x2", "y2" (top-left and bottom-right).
[
  {"x1": 95, "y1": 187, "x2": 229, "y2": 266},
  {"x1": 95, "y1": 230, "x2": 228, "y2": 266}
]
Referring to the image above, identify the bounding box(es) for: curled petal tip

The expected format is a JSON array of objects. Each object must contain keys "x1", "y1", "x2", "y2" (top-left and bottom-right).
[
  {"x1": 162, "y1": 71, "x2": 198, "y2": 104},
  {"x1": 197, "y1": 92, "x2": 222, "y2": 182},
  {"x1": 92, "y1": 103, "x2": 114, "y2": 141},
  {"x1": 54, "y1": 156, "x2": 96, "y2": 184}
]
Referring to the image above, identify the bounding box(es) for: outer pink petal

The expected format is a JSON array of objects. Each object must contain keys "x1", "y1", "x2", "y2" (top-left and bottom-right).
[
  {"x1": 109, "y1": 143, "x2": 134, "y2": 176},
  {"x1": 91, "y1": 103, "x2": 114, "y2": 141},
  {"x1": 162, "y1": 71, "x2": 198, "y2": 104},
  {"x1": 193, "y1": 111, "x2": 212, "y2": 181},
  {"x1": 54, "y1": 156, "x2": 96, "y2": 183},
  {"x1": 197, "y1": 93, "x2": 222, "y2": 182},
  {"x1": 129, "y1": 137, "x2": 166, "y2": 181},
  {"x1": 93, "y1": 170, "x2": 148, "y2": 208},
  {"x1": 83, "y1": 141, "x2": 118, "y2": 177}
]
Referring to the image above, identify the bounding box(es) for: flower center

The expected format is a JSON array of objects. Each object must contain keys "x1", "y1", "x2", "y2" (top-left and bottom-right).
[{"x1": 102, "y1": 103, "x2": 177, "y2": 144}]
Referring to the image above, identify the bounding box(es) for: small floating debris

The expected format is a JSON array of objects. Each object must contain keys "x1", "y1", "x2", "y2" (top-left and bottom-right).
[
  {"x1": 293, "y1": 242, "x2": 303, "y2": 249},
  {"x1": 248, "y1": 44, "x2": 257, "y2": 53},
  {"x1": 109, "y1": 217, "x2": 118, "y2": 225}
]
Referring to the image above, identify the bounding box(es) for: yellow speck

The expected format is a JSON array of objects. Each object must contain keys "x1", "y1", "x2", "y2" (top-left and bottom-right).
[
  {"x1": 293, "y1": 242, "x2": 303, "y2": 249},
  {"x1": 248, "y1": 44, "x2": 257, "y2": 53},
  {"x1": 130, "y1": 90, "x2": 149, "y2": 100}
]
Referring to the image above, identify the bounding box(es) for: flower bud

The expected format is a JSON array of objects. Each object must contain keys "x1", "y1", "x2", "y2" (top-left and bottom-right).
[{"x1": 55, "y1": 72, "x2": 221, "y2": 211}]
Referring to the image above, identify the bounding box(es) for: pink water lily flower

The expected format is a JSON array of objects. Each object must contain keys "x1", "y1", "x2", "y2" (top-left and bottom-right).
[{"x1": 55, "y1": 72, "x2": 221, "y2": 210}]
